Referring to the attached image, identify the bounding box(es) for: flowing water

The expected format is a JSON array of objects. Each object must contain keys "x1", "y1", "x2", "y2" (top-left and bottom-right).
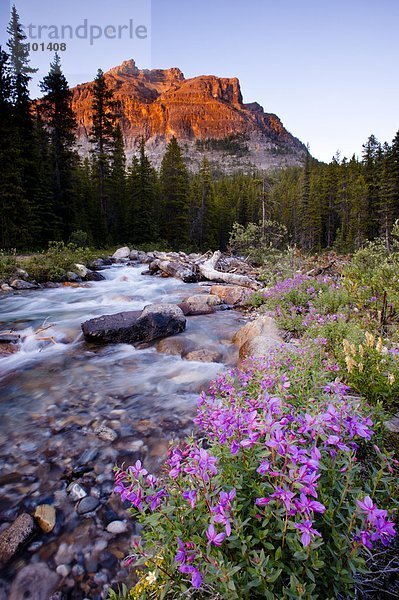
[{"x1": 0, "y1": 264, "x2": 245, "y2": 599}]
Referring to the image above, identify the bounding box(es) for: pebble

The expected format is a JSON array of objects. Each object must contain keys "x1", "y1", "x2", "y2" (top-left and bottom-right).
[
  {"x1": 67, "y1": 482, "x2": 87, "y2": 500},
  {"x1": 0, "y1": 513, "x2": 34, "y2": 567},
  {"x1": 106, "y1": 520, "x2": 128, "y2": 534},
  {"x1": 56, "y1": 564, "x2": 71, "y2": 577},
  {"x1": 94, "y1": 424, "x2": 118, "y2": 442},
  {"x1": 77, "y1": 496, "x2": 100, "y2": 515},
  {"x1": 34, "y1": 504, "x2": 56, "y2": 533}
]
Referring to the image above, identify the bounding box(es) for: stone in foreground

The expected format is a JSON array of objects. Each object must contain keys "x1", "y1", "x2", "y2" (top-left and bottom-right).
[
  {"x1": 0, "y1": 513, "x2": 35, "y2": 567},
  {"x1": 81, "y1": 310, "x2": 142, "y2": 344},
  {"x1": 34, "y1": 504, "x2": 56, "y2": 533},
  {"x1": 9, "y1": 562, "x2": 59, "y2": 600},
  {"x1": 210, "y1": 284, "x2": 252, "y2": 306},
  {"x1": 81, "y1": 304, "x2": 186, "y2": 345},
  {"x1": 112, "y1": 246, "x2": 130, "y2": 259}
]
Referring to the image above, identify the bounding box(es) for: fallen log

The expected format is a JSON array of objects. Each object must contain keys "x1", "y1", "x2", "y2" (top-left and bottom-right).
[
  {"x1": 198, "y1": 251, "x2": 259, "y2": 290},
  {"x1": 149, "y1": 259, "x2": 197, "y2": 283}
]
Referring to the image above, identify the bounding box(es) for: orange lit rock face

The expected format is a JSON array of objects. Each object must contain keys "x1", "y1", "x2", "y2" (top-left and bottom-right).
[{"x1": 71, "y1": 59, "x2": 306, "y2": 170}]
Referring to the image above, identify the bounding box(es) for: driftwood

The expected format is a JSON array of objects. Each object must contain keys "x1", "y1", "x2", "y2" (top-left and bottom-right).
[
  {"x1": 149, "y1": 259, "x2": 197, "y2": 283},
  {"x1": 198, "y1": 251, "x2": 259, "y2": 290}
]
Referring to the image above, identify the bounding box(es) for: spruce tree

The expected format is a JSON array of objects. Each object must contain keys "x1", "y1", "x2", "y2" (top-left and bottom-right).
[
  {"x1": 39, "y1": 53, "x2": 78, "y2": 239},
  {"x1": 90, "y1": 68, "x2": 115, "y2": 238},
  {"x1": 127, "y1": 137, "x2": 158, "y2": 244},
  {"x1": 0, "y1": 45, "x2": 31, "y2": 248},
  {"x1": 159, "y1": 137, "x2": 190, "y2": 248},
  {"x1": 108, "y1": 124, "x2": 126, "y2": 242}
]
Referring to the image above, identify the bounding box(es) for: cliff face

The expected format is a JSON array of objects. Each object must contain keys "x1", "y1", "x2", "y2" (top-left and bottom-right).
[{"x1": 71, "y1": 59, "x2": 306, "y2": 171}]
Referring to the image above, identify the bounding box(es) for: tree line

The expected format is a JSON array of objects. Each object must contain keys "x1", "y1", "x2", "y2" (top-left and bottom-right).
[{"x1": 1, "y1": 6, "x2": 398, "y2": 254}]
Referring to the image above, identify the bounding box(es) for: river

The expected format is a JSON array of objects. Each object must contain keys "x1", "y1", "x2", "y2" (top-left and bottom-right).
[{"x1": 0, "y1": 263, "x2": 245, "y2": 599}]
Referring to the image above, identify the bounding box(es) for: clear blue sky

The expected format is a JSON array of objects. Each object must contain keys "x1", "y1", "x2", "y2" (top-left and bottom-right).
[{"x1": 1, "y1": 0, "x2": 398, "y2": 162}]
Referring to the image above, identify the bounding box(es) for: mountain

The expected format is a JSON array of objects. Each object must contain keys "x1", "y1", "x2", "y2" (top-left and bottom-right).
[{"x1": 71, "y1": 59, "x2": 306, "y2": 171}]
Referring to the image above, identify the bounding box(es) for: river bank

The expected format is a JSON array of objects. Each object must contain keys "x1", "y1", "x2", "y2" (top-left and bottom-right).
[{"x1": 0, "y1": 259, "x2": 263, "y2": 599}]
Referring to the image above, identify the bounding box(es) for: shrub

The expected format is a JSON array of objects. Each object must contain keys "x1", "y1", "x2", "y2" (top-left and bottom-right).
[
  {"x1": 0, "y1": 250, "x2": 17, "y2": 280},
  {"x1": 69, "y1": 230, "x2": 89, "y2": 248},
  {"x1": 342, "y1": 332, "x2": 399, "y2": 412},
  {"x1": 112, "y1": 349, "x2": 397, "y2": 599},
  {"x1": 229, "y1": 221, "x2": 288, "y2": 265}
]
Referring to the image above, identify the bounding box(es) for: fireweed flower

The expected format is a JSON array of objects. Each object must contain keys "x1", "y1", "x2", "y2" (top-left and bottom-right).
[
  {"x1": 294, "y1": 520, "x2": 322, "y2": 547},
  {"x1": 206, "y1": 523, "x2": 226, "y2": 546},
  {"x1": 179, "y1": 565, "x2": 202, "y2": 589},
  {"x1": 129, "y1": 460, "x2": 148, "y2": 478},
  {"x1": 182, "y1": 490, "x2": 197, "y2": 509},
  {"x1": 294, "y1": 493, "x2": 326, "y2": 515}
]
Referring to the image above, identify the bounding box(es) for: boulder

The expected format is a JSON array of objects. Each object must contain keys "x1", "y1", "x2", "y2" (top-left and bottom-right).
[
  {"x1": 73, "y1": 263, "x2": 88, "y2": 278},
  {"x1": 136, "y1": 304, "x2": 186, "y2": 342},
  {"x1": 178, "y1": 294, "x2": 222, "y2": 315},
  {"x1": 66, "y1": 271, "x2": 81, "y2": 282},
  {"x1": 0, "y1": 333, "x2": 20, "y2": 344},
  {"x1": 81, "y1": 304, "x2": 186, "y2": 345},
  {"x1": 9, "y1": 563, "x2": 59, "y2": 600},
  {"x1": 10, "y1": 279, "x2": 38, "y2": 290},
  {"x1": 129, "y1": 249, "x2": 139, "y2": 260},
  {"x1": 84, "y1": 270, "x2": 106, "y2": 282},
  {"x1": 1, "y1": 283, "x2": 13, "y2": 292},
  {"x1": 183, "y1": 348, "x2": 222, "y2": 363},
  {"x1": 233, "y1": 316, "x2": 283, "y2": 364},
  {"x1": 210, "y1": 285, "x2": 252, "y2": 306},
  {"x1": 15, "y1": 268, "x2": 29, "y2": 280},
  {"x1": 0, "y1": 513, "x2": 35, "y2": 567},
  {"x1": 81, "y1": 310, "x2": 142, "y2": 344},
  {"x1": 156, "y1": 336, "x2": 195, "y2": 356},
  {"x1": 112, "y1": 246, "x2": 130, "y2": 260},
  {"x1": 88, "y1": 258, "x2": 109, "y2": 270}
]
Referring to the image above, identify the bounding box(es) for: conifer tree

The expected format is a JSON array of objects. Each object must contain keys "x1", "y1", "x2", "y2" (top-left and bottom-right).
[
  {"x1": 127, "y1": 137, "x2": 158, "y2": 243},
  {"x1": 39, "y1": 53, "x2": 78, "y2": 239},
  {"x1": 159, "y1": 137, "x2": 190, "y2": 247},
  {"x1": 90, "y1": 68, "x2": 115, "y2": 237},
  {"x1": 108, "y1": 124, "x2": 127, "y2": 242}
]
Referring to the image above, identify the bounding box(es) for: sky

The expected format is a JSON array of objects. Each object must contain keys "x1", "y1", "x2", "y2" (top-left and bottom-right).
[{"x1": 0, "y1": 0, "x2": 398, "y2": 162}]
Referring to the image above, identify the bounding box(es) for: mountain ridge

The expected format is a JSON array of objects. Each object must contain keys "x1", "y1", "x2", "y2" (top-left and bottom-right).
[{"x1": 71, "y1": 59, "x2": 307, "y2": 171}]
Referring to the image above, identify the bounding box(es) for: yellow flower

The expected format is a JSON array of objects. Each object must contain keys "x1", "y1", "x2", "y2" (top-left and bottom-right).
[
  {"x1": 358, "y1": 344, "x2": 364, "y2": 357},
  {"x1": 146, "y1": 571, "x2": 157, "y2": 585},
  {"x1": 365, "y1": 332, "x2": 375, "y2": 348},
  {"x1": 388, "y1": 373, "x2": 395, "y2": 385},
  {"x1": 345, "y1": 356, "x2": 356, "y2": 373},
  {"x1": 358, "y1": 362, "x2": 364, "y2": 372},
  {"x1": 376, "y1": 337, "x2": 383, "y2": 353}
]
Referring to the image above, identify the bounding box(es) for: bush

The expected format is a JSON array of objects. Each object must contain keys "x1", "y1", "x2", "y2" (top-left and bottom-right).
[
  {"x1": 342, "y1": 332, "x2": 399, "y2": 412},
  {"x1": 69, "y1": 230, "x2": 89, "y2": 248},
  {"x1": 0, "y1": 250, "x2": 17, "y2": 280},
  {"x1": 112, "y1": 348, "x2": 397, "y2": 599},
  {"x1": 23, "y1": 241, "x2": 97, "y2": 282},
  {"x1": 229, "y1": 221, "x2": 288, "y2": 265}
]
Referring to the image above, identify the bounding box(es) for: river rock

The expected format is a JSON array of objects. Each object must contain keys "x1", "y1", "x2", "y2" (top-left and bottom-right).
[
  {"x1": 9, "y1": 563, "x2": 59, "y2": 600},
  {"x1": 34, "y1": 504, "x2": 56, "y2": 533},
  {"x1": 10, "y1": 279, "x2": 38, "y2": 290},
  {"x1": 67, "y1": 482, "x2": 87, "y2": 500},
  {"x1": 112, "y1": 246, "x2": 130, "y2": 260},
  {"x1": 66, "y1": 271, "x2": 81, "y2": 282},
  {"x1": 178, "y1": 294, "x2": 222, "y2": 315},
  {"x1": 183, "y1": 349, "x2": 222, "y2": 363},
  {"x1": 106, "y1": 520, "x2": 128, "y2": 534},
  {"x1": 82, "y1": 304, "x2": 186, "y2": 344},
  {"x1": 233, "y1": 316, "x2": 283, "y2": 363},
  {"x1": 129, "y1": 249, "x2": 139, "y2": 260},
  {"x1": 0, "y1": 513, "x2": 35, "y2": 567},
  {"x1": 77, "y1": 496, "x2": 100, "y2": 515},
  {"x1": 156, "y1": 336, "x2": 195, "y2": 356},
  {"x1": 1, "y1": 283, "x2": 13, "y2": 292},
  {"x1": 81, "y1": 310, "x2": 142, "y2": 344},
  {"x1": 0, "y1": 333, "x2": 20, "y2": 344},
  {"x1": 137, "y1": 304, "x2": 186, "y2": 341},
  {"x1": 73, "y1": 263, "x2": 88, "y2": 278},
  {"x1": 88, "y1": 258, "x2": 107, "y2": 270},
  {"x1": 94, "y1": 424, "x2": 118, "y2": 442},
  {"x1": 15, "y1": 267, "x2": 29, "y2": 279},
  {"x1": 210, "y1": 284, "x2": 252, "y2": 306},
  {"x1": 84, "y1": 269, "x2": 106, "y2": 282}
]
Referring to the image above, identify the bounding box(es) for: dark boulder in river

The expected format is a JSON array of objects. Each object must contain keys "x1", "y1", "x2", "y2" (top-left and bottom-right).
[{"x1": 81, "y1": 303, "x2": 186, "y2": 344}]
